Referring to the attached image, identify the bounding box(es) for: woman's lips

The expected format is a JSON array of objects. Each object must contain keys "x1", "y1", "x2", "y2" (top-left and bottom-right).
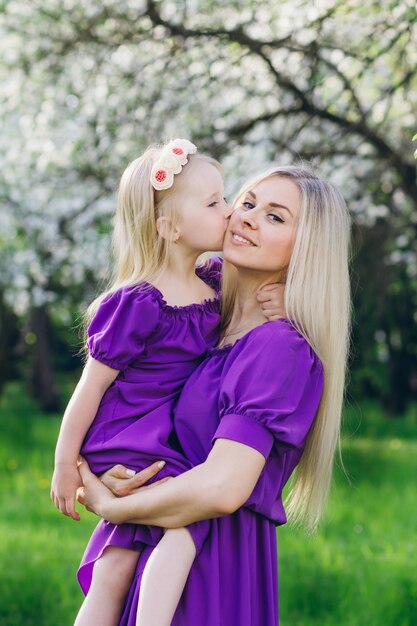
[{"x1": 230, "y1": 231, "x2": 257, "y2": 247}]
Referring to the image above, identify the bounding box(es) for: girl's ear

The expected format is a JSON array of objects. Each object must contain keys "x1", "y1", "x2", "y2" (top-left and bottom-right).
[{"x1": 156, "y1": 216, "x2": 180, "y2": 243}]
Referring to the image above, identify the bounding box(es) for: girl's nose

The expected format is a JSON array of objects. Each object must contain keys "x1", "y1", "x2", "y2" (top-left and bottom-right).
[{"x1": 223, "y1": 204, "x2": 233, "y2": 219}]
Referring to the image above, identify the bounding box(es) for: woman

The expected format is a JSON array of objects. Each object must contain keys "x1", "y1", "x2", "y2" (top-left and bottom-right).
[{"x1": 77, "y1": 165, "x2": 351, "y2": 625}]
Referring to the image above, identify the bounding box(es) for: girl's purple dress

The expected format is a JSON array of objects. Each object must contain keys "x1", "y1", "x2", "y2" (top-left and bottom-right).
[
  {"x1": 120, "y1": 319, "x2": 324, "y2": 626},
  {"x1": 77, "y1": 258, "x2": 222, "y2": 594}
]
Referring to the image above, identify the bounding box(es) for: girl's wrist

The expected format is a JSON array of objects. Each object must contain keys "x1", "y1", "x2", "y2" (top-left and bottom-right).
[
  {"x1": 55, "y1": 459, "x2": 77, "y2": 466},
  {"x1": 55, "y1": 451, "x2": 79, "y2": 466}
]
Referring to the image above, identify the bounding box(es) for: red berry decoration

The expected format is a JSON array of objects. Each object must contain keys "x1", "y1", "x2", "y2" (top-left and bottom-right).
[
  {"x1": 155, "y1": 170, "x2": 167, "y2": 182},
  {"x1": 173, "y1": 148, "x2": 184, "y2": 155}
]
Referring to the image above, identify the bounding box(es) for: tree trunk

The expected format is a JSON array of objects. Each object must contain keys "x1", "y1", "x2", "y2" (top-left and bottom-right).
[
  {"x1": 27, "y1": 305, "x2": 60, "y2": 412},
  {"x1": 0, "y1": 289, "x2": 20, "y2": 395}
]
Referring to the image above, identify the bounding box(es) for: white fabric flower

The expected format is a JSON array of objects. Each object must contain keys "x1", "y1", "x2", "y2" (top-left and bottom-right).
[
  {"x1": 150, "y1": 166, "x2": 175, "y2": 191},
  {"x1": 157, "y1": 153, "x2": 183, "y2": 173},
  {"x1": 150, "y1": 138, "x2": 198, "y2": 190},
  {"x1": 161, "y1": 138, "x2": 197, "y2": 166}
]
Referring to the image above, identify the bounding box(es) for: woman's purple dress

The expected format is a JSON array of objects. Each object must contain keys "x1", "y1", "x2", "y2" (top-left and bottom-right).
[
  {"x1": 120, "y1": 319, "x2": 324, "y2": 626},
  {"x1": 78, "y1": 258, "x2": 222, "y2": 594}
]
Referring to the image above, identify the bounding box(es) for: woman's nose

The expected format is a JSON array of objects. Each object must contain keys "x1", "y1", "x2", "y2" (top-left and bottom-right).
[{"x1": 241, "y1": 212, "x2": 257, "y2": 229}]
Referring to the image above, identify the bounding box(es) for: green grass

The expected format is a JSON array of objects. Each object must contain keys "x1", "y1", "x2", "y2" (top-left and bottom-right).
[
  {"x1": 279, "y1": 437, "x2": 417, "y2": 626},
  {"x1": 279, "y1": 399, "x2": 417, "y2": 626},
  {"x1": 0, "y1": 382, "x2": 97, "y2": 626},
  {"x1": 1, "y1": 381, "x2": 416, "y2": 625}
]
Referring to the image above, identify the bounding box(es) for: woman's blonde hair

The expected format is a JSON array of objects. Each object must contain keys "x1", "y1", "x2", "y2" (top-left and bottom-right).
[
  {"x1": 83, "y1": 143, "x2": 221, "y2": 337},
  {"x1": 222, "y1": 165, "x2": 351, "y2": 534}
]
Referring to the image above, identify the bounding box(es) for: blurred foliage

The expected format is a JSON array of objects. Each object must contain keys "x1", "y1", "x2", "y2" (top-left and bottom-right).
[{"x1": 0, "y1": 0, "x2": 416, "y2": 413}]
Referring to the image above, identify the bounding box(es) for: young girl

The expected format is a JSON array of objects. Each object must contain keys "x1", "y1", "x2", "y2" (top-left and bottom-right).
[{"x1": 51, "y1": 138, "x2": 283, "y2": 626}]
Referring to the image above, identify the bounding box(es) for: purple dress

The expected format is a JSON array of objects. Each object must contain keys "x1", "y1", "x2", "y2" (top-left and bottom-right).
[
  {"x1": 120, "y1": 319, "x2": 324, "y2": 626},
  {"x1": 77, "y1": 258, "x2": 222, "y2": 595}
]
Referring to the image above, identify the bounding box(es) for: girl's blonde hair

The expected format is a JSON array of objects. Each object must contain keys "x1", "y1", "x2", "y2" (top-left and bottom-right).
[
  {"x1": 222, "y1": 165, "x2": 351, "y2": 534},
  {"x1": 84, "y1": 144, "x2": 221, "y2": 333}
]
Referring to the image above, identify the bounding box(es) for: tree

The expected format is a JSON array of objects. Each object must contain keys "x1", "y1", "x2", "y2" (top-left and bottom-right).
[{"x1": 0, "y1": 0, "x2": 416, "y2": 412}]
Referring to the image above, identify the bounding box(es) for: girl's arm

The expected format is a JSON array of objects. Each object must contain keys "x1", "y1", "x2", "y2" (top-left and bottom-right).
[
  {"x1": 51, "y1": 357, "x2": 119, "y2": 520},
  {"x1": 77, "y1": 438, "x2": 266, "y2": 527}
]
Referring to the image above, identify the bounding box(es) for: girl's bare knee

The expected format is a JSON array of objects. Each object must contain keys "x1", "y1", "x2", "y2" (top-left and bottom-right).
[
  {"x1": 161, "y1": 527, "x2": 196, "y2": 558},
  {"x1": 92, "y1": 546, "x2": 139, "y2": 598}
]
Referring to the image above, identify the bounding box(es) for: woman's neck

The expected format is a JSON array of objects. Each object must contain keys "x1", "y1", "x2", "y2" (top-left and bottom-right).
[{"x1": 227, "y1": 268, "x2": 283, "y2": 332}]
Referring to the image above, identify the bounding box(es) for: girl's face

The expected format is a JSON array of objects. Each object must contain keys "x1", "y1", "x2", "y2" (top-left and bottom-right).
[
  {"x1": 223, "y1": 176, "x2": 301, "y2": 279},
  {"x1": 176, "y1": 161, "x2": 231, "y2": 253}
]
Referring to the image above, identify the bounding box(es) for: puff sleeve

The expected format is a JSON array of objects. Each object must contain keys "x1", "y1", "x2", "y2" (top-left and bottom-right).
[
  {"x1": 86, "y1": 286, "x2": 161, "y2": 371},
  {"x1": 212, "y1": 321, "x2": 324, "y2": 458}
]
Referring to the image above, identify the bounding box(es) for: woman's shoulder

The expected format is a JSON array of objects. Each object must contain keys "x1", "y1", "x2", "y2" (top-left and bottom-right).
[
  {"x1": 235, "y1": 319, "x2": 322, "y2": 369},
  {"x1": 249, "y1": 318, "x2": 304, "y2": 341}
]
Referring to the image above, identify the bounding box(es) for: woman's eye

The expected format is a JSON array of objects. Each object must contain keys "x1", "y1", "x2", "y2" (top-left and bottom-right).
[
  {"x1": 242, "y1": 201, "x2": 255, "y2": 209},
  {"x1": 268, "y1": 214, "x2": 284, "y2": 223}
]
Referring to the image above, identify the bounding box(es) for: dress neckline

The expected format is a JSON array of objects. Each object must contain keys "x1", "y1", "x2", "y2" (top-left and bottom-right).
[
  {"x1": 146, "y1": 283, "x2": 220, "y2": 313},
  {"x1": 207, "y1": 318, "x2": 291, "y2": 354},
  {"x1": 141, "y1": 261, "x2": 220, "y2": 313}
]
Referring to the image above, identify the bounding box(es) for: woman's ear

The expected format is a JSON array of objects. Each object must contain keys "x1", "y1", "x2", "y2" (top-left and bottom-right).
[{"x1": 156, "y1": 216, "x2": 180, "y2": 243}]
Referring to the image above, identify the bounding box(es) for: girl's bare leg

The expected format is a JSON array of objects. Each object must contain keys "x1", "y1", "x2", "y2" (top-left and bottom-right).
[
  {"x1": 74, "y1": 546, "x2": 140, "y2": 626},
  {"x1": 136, "y1": 527, "x2": 196, "y2": 626}
]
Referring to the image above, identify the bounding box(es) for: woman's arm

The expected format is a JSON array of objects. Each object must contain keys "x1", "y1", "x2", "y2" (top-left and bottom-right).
[
  {"x1": 77, "y1": 438, "x2": 266, "y2": 527},
  {"x1": 51, "y1": 357, "x2": 119, "y2": 520}
]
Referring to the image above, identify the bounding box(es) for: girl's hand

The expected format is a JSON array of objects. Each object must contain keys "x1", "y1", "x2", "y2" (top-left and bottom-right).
[
  {"x1": 76, "y1": 458, "x2": 116, "y2": 519},
  {"x1": 50, "y1": 462, "x2": 82, "y2": 521},
  {"x1": 99, "y1": 461, "x2": 169, "y2": 497},
  {"x1": 257, "y1": 283, "x2": 286, "y2": 320}
]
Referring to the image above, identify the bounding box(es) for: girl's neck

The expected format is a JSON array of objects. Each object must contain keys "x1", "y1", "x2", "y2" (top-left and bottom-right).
[
  {"x1": 152, "y1": 246, "x2": 216, "y2": 307},
  {"x1": 163, "y1": 246, "x2": 202, "y2": 286}
]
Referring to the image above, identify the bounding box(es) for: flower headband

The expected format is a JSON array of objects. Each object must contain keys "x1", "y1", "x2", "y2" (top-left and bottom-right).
[{"x1": 150, "y1": 138, "x2": 197, "y2": 191}]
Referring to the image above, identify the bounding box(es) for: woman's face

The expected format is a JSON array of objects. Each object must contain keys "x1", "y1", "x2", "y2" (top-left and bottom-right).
[{"x1": 223, "y1": 175, "x2": 300, "y2": 277}]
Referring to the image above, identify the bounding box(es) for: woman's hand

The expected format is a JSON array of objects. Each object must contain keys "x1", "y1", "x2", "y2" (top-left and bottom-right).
[
  {"x1": 76, "y1": 458, "x2": 171, "y2": 519},
  {"x1": 76, "y1": 459, "x2": 116, "y2": 519},
  {"x1": 257, "y1": 283, "x2": 286, "y2": 320},
  {"x1": 100, "y1": 462, "x2": 171, "y2": 497}
]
